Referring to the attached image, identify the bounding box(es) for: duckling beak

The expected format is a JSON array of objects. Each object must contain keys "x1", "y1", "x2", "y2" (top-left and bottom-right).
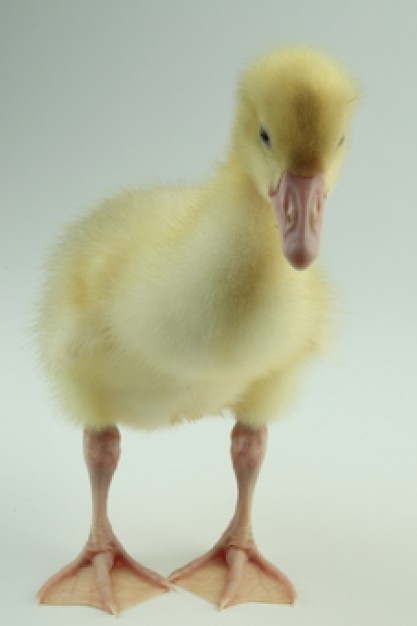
[{"x1": 271, "y1": 171, "x2": 326, "y2": 270}]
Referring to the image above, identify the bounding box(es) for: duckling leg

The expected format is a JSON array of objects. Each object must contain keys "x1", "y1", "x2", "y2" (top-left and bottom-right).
[
  {"x1": 170, "y1": 423, "x2": 295, "y2": 608},
  {"x1": 38, "y1": 427, "x2": 170, "y2": 614}
]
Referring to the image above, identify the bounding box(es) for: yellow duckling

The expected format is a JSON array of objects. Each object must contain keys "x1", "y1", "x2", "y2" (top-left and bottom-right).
[{"x1": 37, "y1": 46, "x2": 357, "y2": 613}]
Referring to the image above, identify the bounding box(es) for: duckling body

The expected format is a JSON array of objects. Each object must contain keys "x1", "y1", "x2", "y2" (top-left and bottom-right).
[
  {"x1": 40, "y1": 170, "x2": 327, "y2": 431},
  {"x1": 37, "y1": 47, "x2": 357, "y2": 613}
]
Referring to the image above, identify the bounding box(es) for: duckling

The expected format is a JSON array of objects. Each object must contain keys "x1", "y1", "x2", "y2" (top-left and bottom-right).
[{"x1": 37, "y1": 47, "x2": 357, "y2": 613}]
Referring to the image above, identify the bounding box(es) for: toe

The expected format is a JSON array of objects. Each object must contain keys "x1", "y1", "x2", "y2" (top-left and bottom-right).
[
  {"x1": 219, "y1": 547, "x2": 247, "y2": 608},
  {"x1": 92, "y1": 551, "x2": 118, "y2": 613}
]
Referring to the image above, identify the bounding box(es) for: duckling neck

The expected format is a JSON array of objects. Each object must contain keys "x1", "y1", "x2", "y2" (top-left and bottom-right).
[
  {"x1": 199, "y1": 156, "x2": 285, "y2": 289},
  {"x1": 207, "y1": 156, "x2": 277, "y2": 241},
  {"x1": 209, "y1": 156, "x2": 267, "y2": 214}
]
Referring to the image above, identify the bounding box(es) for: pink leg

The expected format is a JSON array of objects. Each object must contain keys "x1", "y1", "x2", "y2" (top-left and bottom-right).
[
  {"x1": 38, "y1": 427, "x2": 170, "y2": 614},
  {"x1": 170, "y1": 423, "x2": 295, "y2": 608}
]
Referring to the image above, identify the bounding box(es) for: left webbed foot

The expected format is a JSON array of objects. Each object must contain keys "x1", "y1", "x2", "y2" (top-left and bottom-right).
[
  {"x1": 171, "y1": 422, "x2": 296, "y2": 608},
  {"x1": 170, "y1": 532, "x2": 295, "y2": 608}
]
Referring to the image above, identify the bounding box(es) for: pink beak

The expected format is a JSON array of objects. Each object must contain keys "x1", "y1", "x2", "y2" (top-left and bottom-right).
[{"x1": 271, "y1": 171, "x2": 326, "y2": 270}]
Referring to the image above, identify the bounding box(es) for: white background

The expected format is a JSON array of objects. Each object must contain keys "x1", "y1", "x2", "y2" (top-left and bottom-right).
[{"x1": 1, "y1": 2, "x2": 416, "y2": 625}]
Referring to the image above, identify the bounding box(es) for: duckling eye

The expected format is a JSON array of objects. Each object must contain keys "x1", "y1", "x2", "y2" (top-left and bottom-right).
[
  {"x1": 259, "y1": 127, "x2": 271, "y2": 148},
  {"x1": 337, "y1": 135, "x2": 345, "y2": 148}
]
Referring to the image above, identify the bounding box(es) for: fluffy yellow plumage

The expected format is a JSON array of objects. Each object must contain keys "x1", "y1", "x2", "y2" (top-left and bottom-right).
[
  {"x1": 37, "y1": 47, "x2": 357, "y2": 613},
  {"x1": 38, "y1": 47, "x2": 356, "y2": 432}
]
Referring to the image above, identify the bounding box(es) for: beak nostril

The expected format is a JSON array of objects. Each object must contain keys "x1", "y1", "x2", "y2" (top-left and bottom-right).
[
  {"x1": 310, "y1": 195, "x2": 322, "y2": 230},
  {"x1": 285, "y1": 203, "x2": 296, "y2": 229},
  {"x1": 284, "y1": 191, "x2": 297, "y2": 231}
]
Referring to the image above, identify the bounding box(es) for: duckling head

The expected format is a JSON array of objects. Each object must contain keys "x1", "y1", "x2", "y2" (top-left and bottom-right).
[{"x1": 231, "y1": 47, "x2": 357, "y2": 269}]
